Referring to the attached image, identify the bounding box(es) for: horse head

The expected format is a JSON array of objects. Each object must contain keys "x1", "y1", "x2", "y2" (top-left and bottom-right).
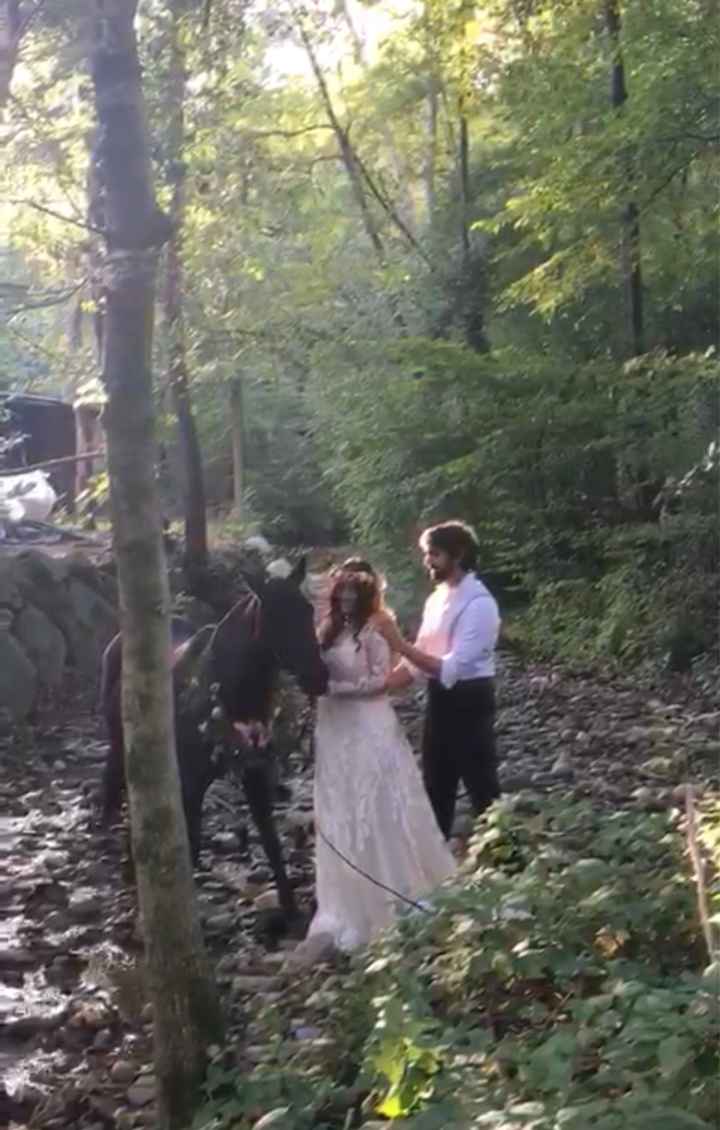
[
  {"x1": 208, "y1": 557, "x2": 327, "y2": 727},
  {"x1": 259, "y1": 557, "x2": 328, "y2": 697}
]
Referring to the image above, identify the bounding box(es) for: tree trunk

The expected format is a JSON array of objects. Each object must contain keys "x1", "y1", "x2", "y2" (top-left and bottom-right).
[
  {"x1": 458, "y1": 108, "x2": 471, "y2": 268},
  {"x1": 0, "y1": 0, "x2": 20, "y2": 108},
  {"x1": 89, "y1": 5, "x2": 222, "y2": 1128},
  {"x1": 423, "y1": 76, "x2": 439, "y2": 221},
  {"x1": 230, "y1": 376, "x2": 244, "y2": 519},
  {"x1": 164, "y1": 0, "x2": 208, "y2": 577},
  {"x1": 604, "y1": 0, "x2": 645, "y2": 357}
]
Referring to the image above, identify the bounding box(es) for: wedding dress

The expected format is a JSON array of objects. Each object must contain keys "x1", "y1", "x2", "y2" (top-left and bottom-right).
[{"x1": 306, "y1": 625, "x2": 456, "y2": 952}]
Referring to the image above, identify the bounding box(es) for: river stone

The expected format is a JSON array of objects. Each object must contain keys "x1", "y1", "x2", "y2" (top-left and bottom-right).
[
  {"x1": 127, "y1": 1075, "x2": 156, "y2": 1107},
  {"x1": 14, "y1": 550, "x2": 79, "y2": 652},
  {"x1": 0, "y1": 631, "x2": 37, "y2": 719},
  {"x1": 13, "y1": 550, "x2": 116, "y2": 679},
  {"x1": 66, "y1": 551, "x2": 118, "y2": 606},
  {"x1": 13, "y1": 604, "x2": 68, "y2": 689},
  {"x1": 0, "y1": 556, "x2": 23, "y2": 608},
  {"x1": 66, "y1": 579, "x2": 117, "y2": 674},
  {"x1": 110, "y1": 1060, "x2": 137, "y2": 1084},
  {"x1": 69, "y1": 888, "x2": 99, "y2": 921},
  {"x1": 253, "y1": 1110, "x2": 291, "y2": 1129},
  {"x1": 232, "y1": 974, "x2": 277, "y2": 993},
  {"x1": 253, "y1": 889, "x2": 280, "y2": 911}
]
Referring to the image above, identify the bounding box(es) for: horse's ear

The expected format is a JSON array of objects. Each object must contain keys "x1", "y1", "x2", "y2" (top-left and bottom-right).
[{"x1": 289, "y1": 555, "x2": 307, "y2": 586}]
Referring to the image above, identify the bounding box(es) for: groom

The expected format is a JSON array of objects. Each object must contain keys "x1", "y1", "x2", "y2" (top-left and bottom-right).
[{"x1": 384, "y1": 521, "x2": 501, "y2": 840}]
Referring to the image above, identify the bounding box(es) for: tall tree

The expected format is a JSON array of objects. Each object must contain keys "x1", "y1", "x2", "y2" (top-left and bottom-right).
[
  {"x1": 604, "y1": 0, "x2": 644, "y2": 356},
  {"x1": 88, "y1": 3, "x2": 222, "y2": 1127},
  {"x1": 0, "y1": 0, "x2": 20, "y2": 107},
  {"x1": 163, "y1": 0, "x2": 209, "y2": 577}
]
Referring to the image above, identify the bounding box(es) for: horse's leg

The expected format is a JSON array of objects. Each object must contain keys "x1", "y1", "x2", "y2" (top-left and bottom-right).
[
  {"x1": 181, "y1": 765, "x2": 211, "y2": 868},
  {"x1": 242, "y1": 763, "x2": 297, "y2": 919},
  {"x1": 101, "y1": 716, "x2": 124, "y2": 823}
]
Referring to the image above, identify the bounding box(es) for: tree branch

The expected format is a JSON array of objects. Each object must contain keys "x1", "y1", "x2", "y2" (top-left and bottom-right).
[
  {"x1": 8, "y1": 197, "x2": 105, "y2": 235},
  {"x1": 7, "y1": 278, "x2": 87, "y2": 314},
  {"x1": 639, "y1": 155, "x2": 700, "y2": 216},
  {"x1": 353, "y1": 149, "x2": 433, "y2": 267},
  {"x1": 0, "y1": 449, "x2": 106, "y2": 477},
  {"x1": 17, "y1": 0, "x2": 48, "y2": 38},
  {"x1": 245, "y1": 124, "x2": 334, "y2": 140}
]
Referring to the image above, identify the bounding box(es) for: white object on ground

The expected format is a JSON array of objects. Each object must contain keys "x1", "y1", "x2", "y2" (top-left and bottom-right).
[{"x1": 0, "y1": 470, "x2": 57, "y2": 523}]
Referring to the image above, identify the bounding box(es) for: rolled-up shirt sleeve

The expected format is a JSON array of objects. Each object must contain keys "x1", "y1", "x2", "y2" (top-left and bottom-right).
[{"x1": 440, "y1": 597, "x2": 500, "y2": 689}]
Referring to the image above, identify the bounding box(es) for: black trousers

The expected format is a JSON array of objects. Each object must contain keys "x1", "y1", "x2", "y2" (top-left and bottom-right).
[{"x1": 422, "y1": 677, "x2": 500, "y2": 839}]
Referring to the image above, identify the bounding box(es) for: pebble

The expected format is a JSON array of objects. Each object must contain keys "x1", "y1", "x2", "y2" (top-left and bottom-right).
[
  {"x1": 68, "y1": 1001, "x2": 113, "y2": 1030},
  {"x1": 212, "y1": 831, "x2": 240, "y2": 851},
  {"x1": 232, "y1": 974, "x2": 278, "y2": 993},
  {"x1": 551, "y1": 752, "x2": 573, "y2": 776},
  {"x1": 0, "y1": 946, "x2": 34, "y2": 967},
  {"x1": 286, "y1": 810, "x2": 314, "y2": 829},
  {"x1": 127, "y1": 1075, "x2": 156, "y2": 1107},
  {"x1": 111, "y1": 1059, "x2": 138, "y2": 1084},
  {"x1": 69, "y1": 888, "x2": 98, "y2": 921},
  {"x1": 206, "y1": 911, "x2": 235, "y2": 932},
  {"x1": 253, "y1": 889, "x2": 280, "y2": 911},
  {"x1": 1, "y1": 652, "x2": 716, "y2": 1130},
  {"x1": 253, "y1": 1110, "x2": 291, "y2": 1129}
]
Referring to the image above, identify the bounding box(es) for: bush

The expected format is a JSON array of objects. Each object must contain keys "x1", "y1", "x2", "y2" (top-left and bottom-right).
[{"x1": 194, "y1": 797, "x2": 719, "y2": 1130}]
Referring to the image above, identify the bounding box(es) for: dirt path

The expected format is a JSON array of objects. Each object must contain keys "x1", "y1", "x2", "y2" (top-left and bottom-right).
[{"x1": 1, "y1": 658, "x2": 717, "y2": 1128}]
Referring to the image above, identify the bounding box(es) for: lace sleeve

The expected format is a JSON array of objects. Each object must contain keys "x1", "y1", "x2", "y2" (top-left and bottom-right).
[{"x1": 327, "y1": 629, "x2": 389, "y2": 698}]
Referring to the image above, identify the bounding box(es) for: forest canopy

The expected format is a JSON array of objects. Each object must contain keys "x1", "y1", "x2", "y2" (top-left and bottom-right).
[{"x1": 1, "y1": 0, "x2": 718, "y2": 666}]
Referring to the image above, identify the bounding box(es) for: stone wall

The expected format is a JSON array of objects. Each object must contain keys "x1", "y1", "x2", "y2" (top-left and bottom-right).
[{"x1": 0, "y1": 550, "x2": 117, "y2": 722}]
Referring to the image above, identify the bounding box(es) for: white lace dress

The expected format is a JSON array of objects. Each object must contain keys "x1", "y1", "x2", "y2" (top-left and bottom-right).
[{"x1": 307, "y1": 626, "x2": 456, "y2": 951}]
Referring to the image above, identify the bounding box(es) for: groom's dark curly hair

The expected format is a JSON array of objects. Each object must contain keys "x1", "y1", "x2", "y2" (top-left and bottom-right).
[
  {"x1": 319, "y1": 570, "x2": 380, "y2": 652},
  {"x1": 420, "y1": 520, "x2": 479, "y2": 571}
]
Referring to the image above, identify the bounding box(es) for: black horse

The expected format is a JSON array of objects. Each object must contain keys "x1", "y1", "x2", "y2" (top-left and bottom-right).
[{"x1": 99, "y1": 558, "x2": 328, "y2": 920}]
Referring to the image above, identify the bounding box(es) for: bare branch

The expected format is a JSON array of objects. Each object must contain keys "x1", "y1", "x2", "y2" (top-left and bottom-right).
[
  {"x1": 8, "y1": 197, "x2": 105, "y2": 235},
  {"x1": 17, "y1": 0, "x2": 49, "y2": 38},
  {"x1": 6, "y1": 277, "x2": 87, "y2": 314},
  {"x1": 353, "y1": 149, "x2": 433, "y2": 267},
  {"x1": 0, "y1": 449, "x2": 106, "y2": 477},
  {"x1": 244, "y1": 124, "x2": 334, "y2": 141}
]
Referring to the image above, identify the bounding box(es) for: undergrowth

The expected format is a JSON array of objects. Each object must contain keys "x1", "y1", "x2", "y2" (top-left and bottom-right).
[{"x1": 194, "y1": 796, "x2": 719, "y2": 1130}]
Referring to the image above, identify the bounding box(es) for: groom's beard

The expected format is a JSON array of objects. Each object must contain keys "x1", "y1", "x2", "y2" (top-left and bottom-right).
[{"x1": 428, "y1": 565, "x2": 450, "y2": 584}]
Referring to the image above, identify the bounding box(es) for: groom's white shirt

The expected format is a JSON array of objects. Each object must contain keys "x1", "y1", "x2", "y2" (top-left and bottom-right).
[{"x1": 411, "y1": 572, "x2": 500, "y2": 689}]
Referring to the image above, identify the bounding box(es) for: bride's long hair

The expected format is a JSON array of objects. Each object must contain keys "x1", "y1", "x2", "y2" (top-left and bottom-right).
[{"x1": 319, "y1": 569, "x2": 381, "y2": 652}]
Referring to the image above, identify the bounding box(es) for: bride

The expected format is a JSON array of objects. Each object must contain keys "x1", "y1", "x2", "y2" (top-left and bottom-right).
[{"x1": 302, "y1": 563, "x2": 455, "y2": 954}]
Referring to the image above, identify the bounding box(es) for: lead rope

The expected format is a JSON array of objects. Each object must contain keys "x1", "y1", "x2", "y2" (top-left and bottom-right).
[
  {"x1": 315, "y1": 825, "x2": 432, "y2": 914},
  {"x1": 217, "y1": 590, "x2": 432, "y2": 913}
]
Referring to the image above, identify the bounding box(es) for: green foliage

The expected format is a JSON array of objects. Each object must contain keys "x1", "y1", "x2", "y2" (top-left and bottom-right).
[
  {"x1": 194, "y1": 797, "x2": 718, "y2": 1129},
  {"x1": 2, "y1": 0, "x2": 718, "y2": 665},
  {"x1": 309, "y1": 338, "x2": 718, "y2": 663}
]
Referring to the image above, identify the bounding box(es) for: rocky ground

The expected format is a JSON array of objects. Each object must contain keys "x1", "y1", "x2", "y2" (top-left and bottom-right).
[{"x1": 1, "y1": 657, "x2": 718, "y2": 1130}]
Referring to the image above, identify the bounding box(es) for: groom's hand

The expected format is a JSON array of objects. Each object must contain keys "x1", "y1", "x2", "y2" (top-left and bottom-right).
[{"x1": 385, "y1": 665, "x2": 414, "y2": 692}]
